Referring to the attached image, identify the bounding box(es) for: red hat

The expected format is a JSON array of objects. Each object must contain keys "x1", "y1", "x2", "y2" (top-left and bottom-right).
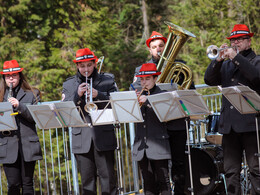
[
  {"x1": 73, "y1": 48, "x2": 98, "y2": 63},
  {"x1": 226, "y1": 24, "x2": 254, "y2": 40},
  {"x1": 0, "y1": 60, "x2": 23, "y2": 75},
  {"x1": 136, "y1": 63, "x2": 161, "y2": 77},
  {"x1": 146, "y1": 31, "x2": 167, "y2": 48}
]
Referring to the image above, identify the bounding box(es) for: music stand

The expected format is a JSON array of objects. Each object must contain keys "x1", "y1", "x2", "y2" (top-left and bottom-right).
[
  {"x1": 147, "y1": 89, "x2": 211, "y2": 195},
  {"x1": 90, "y1": 91, "x2": 144, "y2": 126},
  {"x1": 27, "y1": 101, "x2": 89, "y2": 129},
  {"x1": 0, "y1": 102, "x2": 17, "y2": 131},
  {"x1": 219, "y1": 85, "x2": 260, "y2": 174},
  {"x1": 89, "y1": 91, "x2": 143, "y2": 194}
]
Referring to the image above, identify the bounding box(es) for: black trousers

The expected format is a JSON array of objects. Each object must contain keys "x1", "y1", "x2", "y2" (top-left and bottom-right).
[
  {"x1": 139, "y1": 155, "x2": 171, "y2": 195},
  {"x1": 3, "y1": 152, "x2": 36, "y2": 195},
  {"x1": 167, "y1": 130, "x2": 187, "y2": 195},
  {"x1": 75, "y1": 142, "x2": 117, "y2": 195},
  {"x1": 223, "y1": 130, "x2": 260, "y2": 195}
]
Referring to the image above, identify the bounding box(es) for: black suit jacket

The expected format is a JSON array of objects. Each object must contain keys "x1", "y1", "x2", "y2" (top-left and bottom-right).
[
  {"x1": 132, "y1": 58, "x2": 194, "y2": 131},
  {"x1": 0, "y1": 87, "x2": 43, "y2": 164},
  {"x1": 132, "y1": 86, "x2": 171, "y2": 161},
  {"x1": 62, "y1": 69, "x2": 117, "y2": 154},
  {"x1": 204, "y1": 49, "x2": 260, "y2": 134}
]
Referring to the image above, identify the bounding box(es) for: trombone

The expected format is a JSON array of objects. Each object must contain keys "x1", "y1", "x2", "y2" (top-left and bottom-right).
[{"x1": 84, "y1": 72, "x2": 98, "y2": 113}]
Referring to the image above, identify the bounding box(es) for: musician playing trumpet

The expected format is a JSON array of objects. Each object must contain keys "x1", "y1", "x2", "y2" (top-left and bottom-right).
[
  {"x1": 0, "y1": 60, "x2": 42, "y2": 194},
  {"x1": 133, "y1": 63, "x2": 171, "y2": 195},
  {"x1": 62, "y1": 48, "x2": 117, "y2": 195},
  {"x1": 205, "y1": 24, "x2": 260, "y2": 195}
]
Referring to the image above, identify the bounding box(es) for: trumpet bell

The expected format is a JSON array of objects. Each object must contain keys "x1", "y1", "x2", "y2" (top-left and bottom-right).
[
  {"x1": 206, "y1": 45, "x2": 219, "y2": 60},
  {"x1": 84, "y1": 102, "x2": 98, "y2": 113}
]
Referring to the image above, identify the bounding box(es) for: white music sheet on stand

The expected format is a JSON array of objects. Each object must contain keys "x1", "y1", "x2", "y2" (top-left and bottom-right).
[
  {"x1": 219, "y1": 85, "x2": 260, "y2": 114},
  {"x1": 147, "y1": 90, "x2": 211, "y2": 122},
  {"x1": 27, "y1": 101, "x2": 86, "y2": 129},
  {"x1": 90, "y1": 91, "x2": 143, "y2": 125},
  {"x1": 0, "y1": 102, "x2": 17, "y2": 131},
  {"x1": 90, "y1": 109, "x2": 115, "y2": 125}
]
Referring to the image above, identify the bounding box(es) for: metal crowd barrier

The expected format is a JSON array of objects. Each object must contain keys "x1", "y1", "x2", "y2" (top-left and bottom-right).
[{"x1": 0, "y1": 84, "x2": 222, "y2": 194}]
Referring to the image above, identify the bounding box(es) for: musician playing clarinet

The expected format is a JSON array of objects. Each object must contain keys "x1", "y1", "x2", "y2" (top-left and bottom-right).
[
  {"x1": 62, "y1": 48, "x2": 117, "y2": 195},
  {"x1": 204, "y1": 24, "x2": 260, "y2": 195},
  {"x1": 0, "y1": 60, "x2": 42, "y2": 194},
  {"x1": 133, "y1": 63, "x2": 171, "y2": 195}
]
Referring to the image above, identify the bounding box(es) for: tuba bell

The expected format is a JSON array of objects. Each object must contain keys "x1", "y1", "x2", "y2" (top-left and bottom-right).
[{"x1": 157, "y1": 21, "x2": 196, "y2": 89}]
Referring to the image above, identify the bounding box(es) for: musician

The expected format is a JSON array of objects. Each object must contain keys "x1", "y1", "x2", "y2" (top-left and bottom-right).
[
  {"x1": 204, "y1": 24, "x2": 260, "y2": 195},
  {"x1": 0, "y1": 60, "x2": 42, "y2": 194},
  {"x1": 62, "y1": 48, "x2": 117, "y2": 195},
  {"x1": 132, "y1": 31, "x2": 194, "y2": 195},
  {"x1": 133, "y1": 63, "x2": 171, "y2": 195}
]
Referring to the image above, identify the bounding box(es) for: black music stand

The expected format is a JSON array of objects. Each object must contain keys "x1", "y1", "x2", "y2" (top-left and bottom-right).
[
  {"x1": 219, "y1": 85, "x2": 260, "y2": 175},
  {"x1": 147, "y1": 90, "x2": 211, "y2": 195},
  {"x1": 0, "y1": 102, "x2": 17, "y2": 131}
]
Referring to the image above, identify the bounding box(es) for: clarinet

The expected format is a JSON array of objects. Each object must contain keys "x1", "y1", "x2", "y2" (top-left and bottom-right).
[{"x1": 7, "y1": 83, "x2": 13, "y2": 99}]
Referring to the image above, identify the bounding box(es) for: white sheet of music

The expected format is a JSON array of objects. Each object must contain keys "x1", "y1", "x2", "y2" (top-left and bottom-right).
[{"x1": 90, "y1": 109, "x2": 115, "y2": 125}]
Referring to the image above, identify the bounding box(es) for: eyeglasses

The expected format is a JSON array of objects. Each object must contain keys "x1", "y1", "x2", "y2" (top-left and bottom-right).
[
  {"x1": 5, "y1": 73, "x2": 18, "y2": 78},
  {"x1": 230, "y1": 37, "x2": 249, "y2": 43}
]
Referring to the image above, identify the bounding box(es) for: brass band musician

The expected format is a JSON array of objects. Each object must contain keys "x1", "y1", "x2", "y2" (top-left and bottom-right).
[
  {"x1": 204, "y1": 24, "x2": 260, "y2": 195},
  {"x1": 0, "y1": 60, "x2": 42, "y2": 194},
  {"x1": 132, "y1": 31, "x2": 195, "y2": 194},
  {"x1": 132, "y1": 63, "x2": 172, "y2": 195},
  {"x1": 62, "y1": 48, "x2": 117, "y2": 195}
]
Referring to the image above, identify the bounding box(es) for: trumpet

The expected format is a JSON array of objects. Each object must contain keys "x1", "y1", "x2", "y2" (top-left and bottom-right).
[
  {"x1": 137, "y1": 87, "x2": 150, "y2": 107},
  {"x1": 207, "y1": 45, "x2": 238, "y2": 60},
  {"x1": 84, "y1": 72, "x2": 98, "y2": 113}
]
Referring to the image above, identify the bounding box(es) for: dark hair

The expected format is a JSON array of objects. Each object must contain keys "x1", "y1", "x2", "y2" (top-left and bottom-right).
[{"x1": 0, "y1": 72, "x2": 41, "y2": 102}]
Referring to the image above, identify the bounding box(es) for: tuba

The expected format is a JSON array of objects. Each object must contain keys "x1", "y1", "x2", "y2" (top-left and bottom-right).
[{"x1": 157, "y1": 22, "x2": 196, "y2": 89}]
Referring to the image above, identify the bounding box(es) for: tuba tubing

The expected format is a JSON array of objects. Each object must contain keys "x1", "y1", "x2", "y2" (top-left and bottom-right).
[{"x1": 157, "y1": 21, "x2": 196, "y2": 89}]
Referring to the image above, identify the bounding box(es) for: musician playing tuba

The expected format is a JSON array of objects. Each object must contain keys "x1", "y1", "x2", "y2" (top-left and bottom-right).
[
  {"x1": 0, "y1": 60, "x2": 42, "y2": 194},
  {"x1": 62, "y1": 48, "x2": 117, "y2": 195},
  {"x1": 131, "y1": 28, "x2": 195, "y2": 194},
  {"x1": 132, "y1": 63, "x2": 172, "y2": 194}
]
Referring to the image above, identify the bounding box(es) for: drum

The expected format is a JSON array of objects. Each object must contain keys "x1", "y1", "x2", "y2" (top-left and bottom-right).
[
  {"x1": 185, "y1": 146, "x2": 224, "y2": 195},
  {"x1": 206, "y1": 115, "x2": 223, "y2": 145}
]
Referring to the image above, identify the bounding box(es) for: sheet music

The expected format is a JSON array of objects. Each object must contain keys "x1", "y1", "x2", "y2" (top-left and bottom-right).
[
  {"x1": 0, "y1": 102, "x2": 17, "y2": 131},
  {"x1": 90, "y1": 109, "x2": 116, "y2": 125}
]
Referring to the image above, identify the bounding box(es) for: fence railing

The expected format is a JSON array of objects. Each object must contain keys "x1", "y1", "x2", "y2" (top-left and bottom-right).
[{"x1": 0, "y1": 84, "x2": 222, "y2": 195}]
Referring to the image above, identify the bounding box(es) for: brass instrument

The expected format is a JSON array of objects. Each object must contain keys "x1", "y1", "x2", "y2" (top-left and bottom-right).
[
  {"x1": 137, "y1": 87, "x2": 150, "y2": 107},
  {"x1": 206, "y1": 45, "x2": 237, "y2": 60},
  {"x1": 7, "y1": 83, "x2": 13, "y2": 99},
  {"x1": 157, "y1": 21, "x2": 196, "y2": 89},
  {"x1": 97, "y1": 56, "x2": 104, "y2": 73},
  {"x1": 84, "y1": 72, "x2": 98, "y2": 113}
]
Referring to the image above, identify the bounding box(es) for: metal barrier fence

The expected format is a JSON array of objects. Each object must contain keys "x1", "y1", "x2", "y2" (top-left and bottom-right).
[{"x1": 0, "y1": 85, "x2": 222, "y2": 194}]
